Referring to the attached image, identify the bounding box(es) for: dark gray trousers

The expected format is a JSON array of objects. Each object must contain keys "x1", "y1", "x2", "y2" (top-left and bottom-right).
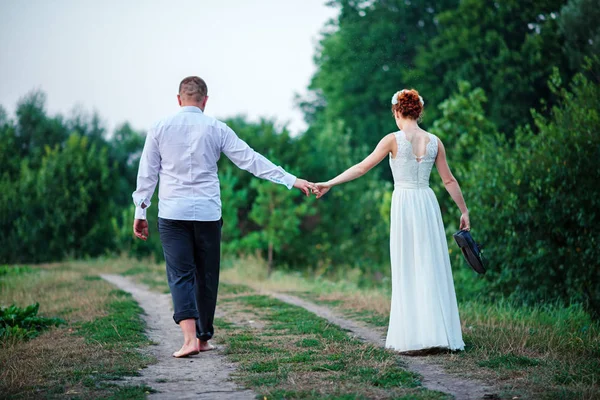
[{"x1": 157, "y1": 217, "x2": 222, "y2": 341}]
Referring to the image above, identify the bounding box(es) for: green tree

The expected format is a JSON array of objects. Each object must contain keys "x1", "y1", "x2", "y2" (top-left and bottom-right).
[
  {"x1": 13, "y1": 91, "x2": 70, "y2": 170},
  {"x1": 220, "y1": 166, "x2": 249, "y2": 253},
  {"x1": 428, "y1": 81, "x2": 498, "y2": 230},
  {"x1": 302, "y1": 0, "x2": 458, "y2": 152},
  {"x1": 468, "y1": 61, "x2": 600, "y2": 317},
  {"x1": 2, "y1": 134, "x2": 119, "y2": 263},
  {"x1": 295, "y1": 120, "x2": 392, "y2": 274},
  {"x1": 413, "y1": 0, "x2": 569, "y2": 133},
  {"x1": 559, "y1": 0, "x2": 600, "y2": 70},
  {"x1": 244, "y1": 180, "x2": 314, "y2": 275}
]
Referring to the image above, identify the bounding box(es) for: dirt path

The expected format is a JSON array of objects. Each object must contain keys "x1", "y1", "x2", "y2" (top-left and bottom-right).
[
  {"x1": 268, "y1": 292, "x2": 499, "y2": 400},
  {"x1": 100, "y1": 274, "x2": 254, "y2": 400},
  {"x1": 100, "y1": 273, "x2": 497, "y2": 399}
]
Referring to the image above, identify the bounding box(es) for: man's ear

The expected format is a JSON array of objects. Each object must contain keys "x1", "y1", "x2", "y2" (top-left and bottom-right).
[
  {"x1": 177, "y1": 94, "x2": 182, "y2": 106},
  {"x1": 202, "y1": 96, "x2": 209, "y2": 110}
]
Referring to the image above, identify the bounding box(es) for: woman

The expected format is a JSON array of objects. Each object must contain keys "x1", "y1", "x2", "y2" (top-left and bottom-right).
[{"x1": 314, "y1": 89, "x2": 468, "y2": 352}]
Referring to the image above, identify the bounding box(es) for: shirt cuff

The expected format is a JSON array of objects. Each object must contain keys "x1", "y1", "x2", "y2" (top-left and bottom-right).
[
  {"x1": 282, "y1": 173, "x2": 297, "y2": 190},
  {"x1": 135, "y1": 206, "x2": 147, "y2": 220}
]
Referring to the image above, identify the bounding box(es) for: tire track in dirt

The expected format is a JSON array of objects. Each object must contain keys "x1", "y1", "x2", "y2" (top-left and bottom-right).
[
  {"x1": 268, "y1": 292, "x2": 499, "y2": 400},
  {"x1": 101, "y1": 274, "x2": 254, "y2": 400}
]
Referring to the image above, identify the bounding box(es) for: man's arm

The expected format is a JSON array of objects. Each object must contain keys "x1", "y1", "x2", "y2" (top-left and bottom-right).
[
  {"x1": 220, "y1": 126, "x2": 313, "y2": 195},
  {"x1": 131, "y1": 129, "x2": 160, "y2": 238}
]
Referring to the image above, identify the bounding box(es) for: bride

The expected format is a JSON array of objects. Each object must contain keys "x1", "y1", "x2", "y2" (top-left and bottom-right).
[{"x1": 314, "y1": 89, "x2": 468, "y2": 352}]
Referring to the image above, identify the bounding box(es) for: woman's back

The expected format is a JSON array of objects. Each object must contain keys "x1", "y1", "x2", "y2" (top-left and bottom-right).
[{"x1": 389, "y1": 130, "x2": 438, "y2": 189}]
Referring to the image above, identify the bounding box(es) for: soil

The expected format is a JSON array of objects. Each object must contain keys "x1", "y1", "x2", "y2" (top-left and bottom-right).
[
  {"x1": 268, "y1": 292, "x2": 500, "y2": 400},
  {"x1": 100, "y1": 274, "x2": 255, "y2": 400},
  {"x1": 101, "y1": 274, "x2": 500, "y2": 400}
]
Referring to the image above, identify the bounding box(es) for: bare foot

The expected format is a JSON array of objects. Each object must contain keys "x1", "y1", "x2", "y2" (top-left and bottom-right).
[
  {"x1": 172, "y1": 342, "x2": 200, "y2": 358},
  {"x1": 198, "y1": 339, "x2": 215, "y2": 352}
]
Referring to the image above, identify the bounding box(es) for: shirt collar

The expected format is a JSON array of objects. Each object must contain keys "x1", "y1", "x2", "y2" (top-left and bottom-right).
[{"x1": 179, "y1": 106, "x2": 204, "y2": 114}]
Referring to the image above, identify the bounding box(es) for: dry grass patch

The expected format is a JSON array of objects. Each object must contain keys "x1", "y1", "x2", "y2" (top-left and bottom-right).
[
  {"x1": 1, "y1": 268, "x2": 114, "y2": 322},
  {"x1": 0, "y1": 262, "x2": 155, "y2": 399},
  {"x1": 2, "y1": 329, "x2": 121, "y2": 396}
]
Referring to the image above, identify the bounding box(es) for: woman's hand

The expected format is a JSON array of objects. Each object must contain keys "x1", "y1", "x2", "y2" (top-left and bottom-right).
[
  {"x1": 313, "y1": 182, "x2": 332, "y2": 199},
  {"x1": 459, "y1": 212, "x2": 470, "y2": 231}
]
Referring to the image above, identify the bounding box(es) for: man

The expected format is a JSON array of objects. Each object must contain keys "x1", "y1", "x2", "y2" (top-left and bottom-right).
[{"x1": 132, "y1": 76, "x2": 314, "y2": 357}]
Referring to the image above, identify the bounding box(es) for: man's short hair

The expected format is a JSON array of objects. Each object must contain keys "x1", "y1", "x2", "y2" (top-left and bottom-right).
[{"x1": 179, "y1": 76, "x2": 208, "y2": 102}]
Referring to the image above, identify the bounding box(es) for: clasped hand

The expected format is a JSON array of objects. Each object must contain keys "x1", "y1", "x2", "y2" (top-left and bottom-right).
[{"x1": 293, "y1": 178, "x2": 331, "y2": 199}]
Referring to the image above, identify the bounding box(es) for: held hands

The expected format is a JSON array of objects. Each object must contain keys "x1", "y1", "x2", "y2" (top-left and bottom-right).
[
  {"x1": 293, "y1": 178, "x2": 317, "y2": 196},
  {"x1": 312, "y1": 182, "x2": 331, "y2": 199},
  {"x1": 294, "y1": 178, "x2": 331, "y2": 199}
]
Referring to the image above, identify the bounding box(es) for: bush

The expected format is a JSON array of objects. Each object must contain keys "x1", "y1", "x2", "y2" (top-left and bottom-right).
[
  {"x1": 467, "y1": 61, "x2": 600, "y2": 317},
  {"x1": 0, "y1": 303, "x2": 64, "y2": 341},
  {"x1": 0, "y1": 265, "x2": 35, "y2": 276},
  {"x1": 1, "y1": 134, "x2": 120, "y2": 263}
]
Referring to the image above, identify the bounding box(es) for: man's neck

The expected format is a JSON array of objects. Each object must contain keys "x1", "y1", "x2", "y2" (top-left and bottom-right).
[{"x1": 180, "y1": 103, "x2": 204, "y2": 111}]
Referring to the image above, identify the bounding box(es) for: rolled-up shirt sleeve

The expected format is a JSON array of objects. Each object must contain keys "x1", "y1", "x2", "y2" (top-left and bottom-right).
[
  {"x1": 220, "y1": 126, "x2": 296, "y2": 189},
  {"x1": 132, "y1": 129, "x2": 161, "y2": 220}
]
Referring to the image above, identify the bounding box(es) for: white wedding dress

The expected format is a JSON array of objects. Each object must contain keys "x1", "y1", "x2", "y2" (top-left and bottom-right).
[{"x1": 385, "y1": 130, "x2": 465, "y2": 352}]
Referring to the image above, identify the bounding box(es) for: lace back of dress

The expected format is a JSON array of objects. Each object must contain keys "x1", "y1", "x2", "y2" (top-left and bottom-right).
[{"x1": 390, "y1": 131, "x2": 438, "y2": 187}]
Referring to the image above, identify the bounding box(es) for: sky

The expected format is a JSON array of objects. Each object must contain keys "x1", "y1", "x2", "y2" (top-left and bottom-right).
[{"x1": 0, "y1": 0, "x2": 338, "y2": 135}]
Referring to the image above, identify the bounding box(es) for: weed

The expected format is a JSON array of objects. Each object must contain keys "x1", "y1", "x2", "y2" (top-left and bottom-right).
[
  {"x1": 0, "y1": 303, "x2": 64, "y2": 341},
  {"x1": 0, "y1": 265, "x2": 36, "y2": 276}
]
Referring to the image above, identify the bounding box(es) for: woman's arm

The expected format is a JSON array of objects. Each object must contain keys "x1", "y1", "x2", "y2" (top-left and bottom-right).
[
  {"x1": 435, "y1": 138, "x2": 470, "y2": 230},
  {"x1": 314, "y1": 134, "x2": 396, "y2": 198}
]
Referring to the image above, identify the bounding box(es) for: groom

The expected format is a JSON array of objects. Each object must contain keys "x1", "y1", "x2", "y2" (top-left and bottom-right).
[{"x1": 132, "y1": 76, "x2": 314, "y2": 357}]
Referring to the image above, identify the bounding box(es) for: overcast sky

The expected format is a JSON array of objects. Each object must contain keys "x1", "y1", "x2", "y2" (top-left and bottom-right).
[{"x1": 0, "y1": 0, "x2": 337, "y2": 135}]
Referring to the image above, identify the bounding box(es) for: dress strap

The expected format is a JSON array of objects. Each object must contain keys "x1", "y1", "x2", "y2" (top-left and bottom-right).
[{"x1": 428, "y1": 133, "x2": 439, "y2": 158}]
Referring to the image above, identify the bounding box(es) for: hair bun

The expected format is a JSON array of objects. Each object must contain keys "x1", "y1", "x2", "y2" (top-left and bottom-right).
[{"x1": 391, "y1": 89, "x2": 424, "y2": 120}]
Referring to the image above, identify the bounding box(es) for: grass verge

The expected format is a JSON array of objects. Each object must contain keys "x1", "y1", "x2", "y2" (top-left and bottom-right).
[
  {"x1": 46, "y1": 256, "x2": 600, "y2": 399},
  {"x1": 220, "y1": 257, "x2": 600, "y2": 400},
  {"x1": 0, "y1": 262, "x2": 155, "y2": 399}
]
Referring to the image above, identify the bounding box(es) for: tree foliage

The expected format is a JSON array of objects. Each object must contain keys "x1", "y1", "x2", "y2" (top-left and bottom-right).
[
  {"x1": 412, "y1": 0, "x2": 569, "y2": 132},
  {"x1": 303, "y1": 0, "x2": 458, "y2": 151},
  {"x1": 467, "y1": 62, "x2": 600, "y2": 316},
  {"x1": 2, "y1": 0, "x2": 599, "y2": 319}
]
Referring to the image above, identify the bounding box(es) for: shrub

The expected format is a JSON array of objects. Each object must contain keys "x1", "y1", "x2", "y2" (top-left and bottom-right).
[
  {"x1": 0, "y1": 265, "x2": 35, "y2": 276},
  {"x1": 467, "y1": 61, "x2": 600, "y2": 317},
  {"x1": 0, "y1": 303, "x2": 64, "y2": 341}
]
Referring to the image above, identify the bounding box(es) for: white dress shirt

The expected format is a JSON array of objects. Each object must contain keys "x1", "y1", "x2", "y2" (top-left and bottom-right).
[{"x1": 132, "y1": 106, "x2": 296, "y2": 221}]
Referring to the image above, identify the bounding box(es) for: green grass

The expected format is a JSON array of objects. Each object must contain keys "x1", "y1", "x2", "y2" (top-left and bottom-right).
[
  {"x1": 219, "y1": 282, "x2": 254, "y2": 295},
  {"x1": 218, "y1": 258, "x2": 600, "y2": 400},
  {"x1": 296, "y1": 338, "x2": 322, "y2": 348},
  {"x1": 0, "y1": 262, "x2": 155, "y2": 399},
  {"x1": 22, "y1": 258, "x2": 598, "y2": 399},
  {"x1": 0, "y1": 265, "x2": 36, "y2": 276},
  {"x1": 0, "y1": 303, "x2": 65, "y2": 342},
  {"x1": 78, "y1": 289, "x2": 149, "y2": 349},
  {"x1": 103, "y1": 384, "x2": 157, "y2": 399},
  {"x1": 216, "y1": 290, "x2": 448, "y2": 399}
]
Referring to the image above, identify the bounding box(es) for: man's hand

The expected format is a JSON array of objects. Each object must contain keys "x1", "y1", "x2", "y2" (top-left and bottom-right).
[
  {"x1": 133, "y1": 219, "x2": 149, "y2": 241},
  {"x1": 313, "y1": 182, "x2": 332, "y2": 199},
  {"x1": 293, "y1": 178, "x2": 315, "y2": 197}
]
